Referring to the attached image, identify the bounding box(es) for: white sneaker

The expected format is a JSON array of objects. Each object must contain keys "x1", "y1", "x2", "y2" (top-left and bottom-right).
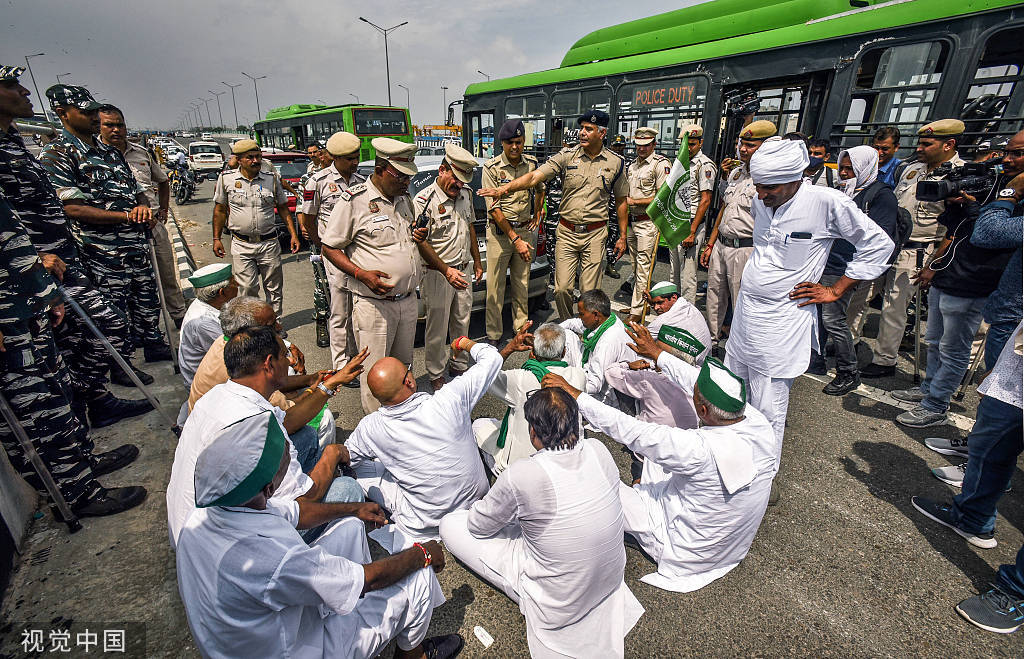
[
  {"x1": 891, "y1": 388, "x2": 926, "y2": 403},
  {"x1": 932, "y1": 463, "x2": 966, "y2": 487},
  {"x1": 924, "y1": 436, "x2": 969, "y2": 457}
]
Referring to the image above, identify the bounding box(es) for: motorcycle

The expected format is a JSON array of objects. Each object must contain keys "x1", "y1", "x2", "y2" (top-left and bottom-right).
[{"x1": 173, "y1": 167, "x2": 196, "y2": 205}]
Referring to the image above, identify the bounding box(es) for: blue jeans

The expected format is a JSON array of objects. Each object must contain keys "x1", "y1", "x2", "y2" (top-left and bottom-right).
[
  {"x1": 920, "y1": 288, "x2": 986, "y2": 414},
  {"x1": 299, "y1": 475, "x2": 365, "y2": 543},
  {"x1": 998, "y1": 544, "x2": 1024, "y2": 599},
  {"x1": 817, "y1": 273, "x2": 858, "y2": 374},
  {"x1": 951, "y1": 396, "x2": 1024, "y2": 535},
  {"x1": 290, "y1": 425, "x2": 323, "y2": 473},
  {"x1": 985, "y1": 319, "x2": 1020, "y2": 372}
]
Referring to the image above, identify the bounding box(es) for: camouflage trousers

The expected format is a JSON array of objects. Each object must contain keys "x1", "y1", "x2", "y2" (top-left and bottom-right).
[
  {"x1": 52, "y1": 264, "x2": 131, "y2": 399},
  {"x1": 311, "y1": 244, "x2": 331, "y2": 322},
  {"x1": 0, "y1": 314, "x2": 102, "y2": 508},
  {"x1": 606, "y1": 210, "x2": 621, "y2": 262},
  {"x1": 80, "y1": 244, "x2": 163, "y2": 353}
]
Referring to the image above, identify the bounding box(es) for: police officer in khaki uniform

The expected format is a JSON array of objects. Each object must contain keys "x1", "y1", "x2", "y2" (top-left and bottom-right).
[
  {"x1": 482, "y1": 119, "x2": 544, "y2": 342},
  {"x1": 300, "y1": 131, "x2": 366, "y2": 368},
  {"x1": 212, "y1": 139, "x2": 299, "y2": 323},
  {"x1": 481, "y1": 109, "x2": 627, "y2": 321},
  {"x1": 321, "y1": 137, "x2": 421, "y2": 413},
  {"x1": 670, "y1": 125, "x2": 718, "y2": 303},
  {"x1": 624, "y1": 127, "x2": 670, "y2": 321},
  {"x1": 414, "y1": 143, "x2": 484, "y2": 390},
  {"x1": 701, "y1": 119, "x2": 776, "y2": 349},
  {"x1": 861, "y1": 119, "x2": 966, "y2": 378}
]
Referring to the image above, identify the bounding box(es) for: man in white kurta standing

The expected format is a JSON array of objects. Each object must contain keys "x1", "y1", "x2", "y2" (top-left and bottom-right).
[
  {"x1": 441, "y1": 387, "x2": 643, "y2": 658},
  {"x1": 342, "y1": 337, "x2": 502, "y2": 552},
  {"x1": 543, "y1": 324, "x2": 778, "y2": 593},
  {"x1": 725, "y1": 139, "x2": 893, "y2": 459},
  {"x1": 559, "y1": 289, "x2": 633, "y2": 407},
  {"x1": 175, "y1": 411, "x2": 462, "y2": 659}
]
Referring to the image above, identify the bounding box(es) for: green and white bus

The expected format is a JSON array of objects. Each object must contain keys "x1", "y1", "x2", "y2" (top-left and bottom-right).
[
  {"x1": 254, "y1": 104, "x2": 413, "y2": 162},
  {"x1": 461, "y1": 0, "x2": 1024, "y2": 165}
]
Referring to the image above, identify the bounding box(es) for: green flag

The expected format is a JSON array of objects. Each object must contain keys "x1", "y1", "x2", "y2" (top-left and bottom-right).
[{"x1": 645, "y1": 134, "x2": 693, "y2": 248}]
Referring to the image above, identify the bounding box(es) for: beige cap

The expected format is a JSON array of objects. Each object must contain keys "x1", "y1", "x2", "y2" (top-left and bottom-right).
[
  {"x1": 633, "y1": 127, "x2": 657, "y2": 146},
  {"x1": 739, "y1": 120, "x2": 777, "y2": 140},
  {"x1": 443, "y1": 142, "x2": 478, "y2": 183},
  {"x1": 918, "y1": 119, "x2": 965, "y2": 137},
  {"x1": 372, "y1": 137, "x2": 418, "y2": 175},
  {"x1": 681, "y1": 124, "x2": 704, "y2": 138},
  {"x1": 231, "y1": 139, "x2": 260, "y2": 155},
  {"x1": 326, "y1": 131, "x2": 360, "y2": 156}
]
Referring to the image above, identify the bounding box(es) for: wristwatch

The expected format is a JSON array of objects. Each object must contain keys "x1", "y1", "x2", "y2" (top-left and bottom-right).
[
  {"x1": 316, "y1": 382, "x2": 337, "y2": 397},
  {"x1": 997, "y1": 188, "x2": 1020, "y2": 200}
]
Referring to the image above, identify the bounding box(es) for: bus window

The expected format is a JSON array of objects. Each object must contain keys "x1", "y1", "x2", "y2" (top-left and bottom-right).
[
  {"x1": 961, "y1": 26, "x2": 1024, "y2": 154},
  {"x1": 352, "y1": 109, "x2": 409, "y2": 136},
  {"x1": 466, "y1": 112, "x2": 494, "y2": 158},
  {"x1": 616, "y1": 77, "x2": 707, "y2": 158},
  {"x1": 550, "y1": 89, "x2": 610, "y2": 150},
  {"x1": 504, "y1": 95, "x2": 547, "y2": 157},
  {"x1": 751, "y1": 87, "x2": 803, "y2": 136}
]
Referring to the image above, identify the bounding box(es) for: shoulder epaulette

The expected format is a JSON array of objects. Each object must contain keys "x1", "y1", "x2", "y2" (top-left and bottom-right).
[
  {"x1": 484, "y1": 155, "x2": 502, "y2": 167},
  {"x1": 341, "y1": 182, "x2": 367, "y2": 201},
  {"x1": 523, "y1": 154, "x2": 539, "y2": 163}
]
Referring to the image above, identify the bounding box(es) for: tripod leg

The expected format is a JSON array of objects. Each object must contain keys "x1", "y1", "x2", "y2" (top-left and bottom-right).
[{"x1": 913, "y1": 248, "x2": 925, "y2": 385}]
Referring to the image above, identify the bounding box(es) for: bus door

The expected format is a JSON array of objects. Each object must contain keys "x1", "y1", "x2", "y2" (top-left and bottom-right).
[
  {"x1": 958, "y1": 24, "x2": 1024, "y2": 158},
  {"x1": 465, "y1": 111, "x2": 495, "y2": 159},
  {"x1": 716, "y1": 79, "x2": 812, "y2": 166},
  {"x1": 614, "y1": 76, "x2": 708, "y2": 160}
]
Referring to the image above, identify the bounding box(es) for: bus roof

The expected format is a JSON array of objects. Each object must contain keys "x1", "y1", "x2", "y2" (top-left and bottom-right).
[
  {"x1": 259, "y1": 104, "x2": 408, "y2": 123},
  {"x1": 463, "y1": 0, "x2": 1020, "y2": 96}
]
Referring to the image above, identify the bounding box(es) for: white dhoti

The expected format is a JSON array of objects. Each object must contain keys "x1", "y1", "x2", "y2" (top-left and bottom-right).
[
  {"x1": 724, "y1": 354, "x2": 792, "y2": 455},
  {"x1": 472, "y1": 417, "x2": 501, "y2": 471},
  {"x1": 352, "y1": 461, "x2": 418, "y2": 553}
]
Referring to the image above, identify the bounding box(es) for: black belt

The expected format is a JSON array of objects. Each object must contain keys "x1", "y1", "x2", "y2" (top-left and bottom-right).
[
  {"x1": 490, "y1": 219, "x2": 532, "y2": 229},
  {"x1": 903, "y1": 241, "x2": 935, "y2": 250},
  {"x1": 354, "y1": 290, "x2": 412, "y2": 302},
  {"x1": 630, "y1": 212, "x2": 651, "y2": 222},
  {"x1": 718, "y1": 236, "x2": 754, "y2": 248},
  {"x1": 230, "y1": 229, "x2": 277, "y2": 243}
]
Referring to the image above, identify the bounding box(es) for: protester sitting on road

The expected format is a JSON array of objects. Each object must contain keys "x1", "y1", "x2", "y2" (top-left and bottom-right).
[
  {"x1": 175, "y1": 411, "x2": 462, "y2": 659},
  {"x1": 177, "y1": 263, "x2": 238, "y2": 392},
  {"x1": 167, "y1": 325, "x2": 375, "y2": 549},
  {"x1": 440, "y1": 387, "x2": 644, "y2": 657},
  {"x1": 542, "y1": 323, "x2": 778, "y2": 593},
  {"x1": 473, "y1": 321, "x2": 586, "y2": 475},
  {"x1": 342, "y1": 337, "x2": 503, "y2": 553},
  {"x1": 644, "y1": 280, "x2": 712, "y2": 365},
  {"x1": 560, "y1": 289, "x2": 633, "y2": 407}
]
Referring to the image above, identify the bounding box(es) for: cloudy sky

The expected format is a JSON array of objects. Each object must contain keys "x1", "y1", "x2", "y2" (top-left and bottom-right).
[{"x1": 3, "y1": 0, "x2": 704, "y2": 130}]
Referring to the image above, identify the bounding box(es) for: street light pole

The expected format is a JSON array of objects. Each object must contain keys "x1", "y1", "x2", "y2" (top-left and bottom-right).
[
  {"x1": 477, "y1": 70, "x2": 490, "y2": 81},
  {"x1": 208, "y1": 90, "x2": 226, "y2": 129},
  {"x1": 349, "y1": 93, "x2": 359, "y2": 104},
  {"x1": 23, "y1": 53, "x2": 51, "y2": 125},
  {"x1": 397, "y1": 84, "x2": 410, "y2": 109},
  {"x1": 441, "y1": 86, "x2": 448, "y2": 125},
  {"x1": 222, "y1": 81, "x2": 242, "y2": 128},
  {"x1": 55, "y1": 72, "x2": 72, "y2": 85},
  {"x1": 358, "y1": 17, "x2": 407, "y2": 106},
  {"x1": 200, "y1": 97, "x2": 214, "y2": 127},
  {"x1": 241, "y1": 72, "x2": 266, "y2": 121}
]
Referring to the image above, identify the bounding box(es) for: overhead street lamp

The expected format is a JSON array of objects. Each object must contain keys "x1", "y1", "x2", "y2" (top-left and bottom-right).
[
  {"x1": 358, "y1": 17, "x2": 407, "y2": 106},
  {"x1": 349, "y1": 93, "x2": 360, "y2": 104},
  {"x1": 23, "y1": 53, "x2": 52, "y2": 125},
  {"x1": 222, "y1": 81, "x2": 242, "y2": 128},
  {"x1": 55, "y1": 72, "x2": 72, "y2": 85},
  {"x1": 208, "y1": 90, "x2": 226, "y2": 128},
  {"x1": 199, "y1": 97, "x2": 214, "y2": 127},
  {"x1": 241, "y1": 71, "x2": 266, "y2": 121},
  {"x1": 477, "y1": 70, "x2": 490, "y2": 81},
  {"x1": 397, "y1": 84, "x2": 410, "y2": 109},
  {"x1": 441, "y1": 85, "x2": 448, "y2": 125}
]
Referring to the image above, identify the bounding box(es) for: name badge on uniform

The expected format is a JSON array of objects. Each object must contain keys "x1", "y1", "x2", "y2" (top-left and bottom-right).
[
  {"x1": 234, "y1": 180, "x2": 242, "y2": 189},
  {"x1": 906, "y1": 170, "x2": 918, "y2": 180},
  {"x1": 329, "y1": 183, "x2": 338, "y2": 192},
  {"x1": 500, "y1": 178, "x2": 510, "y2": 183},
  {"x1": 437, "y1": 204, "x2": 446, "y2": 214},
  {"x1": 368, "y1": 200, "x2": 380, "y2": 212}
]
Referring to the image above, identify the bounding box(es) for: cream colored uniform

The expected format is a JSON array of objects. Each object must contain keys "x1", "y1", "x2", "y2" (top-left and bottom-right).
[
  {"x1": 482, "y1": 152, "x2": 540, "y2": 340},
  {"x1": 321, "y1": 180, "x2": 421, "y2": 413},
  {"x1": 870, "y1": 155, "x2": 965, "y2": 366},
  {"x1": 415, "y1": 181, "x2": 476, "y2": 380},
  {"x1": 303, "y1": 166, "x2": 367, "y2": 368},
  {"x1": 536, "y1": 145, "x2": 627, "y2": 320},
  {"x1": 626, "y1": 152, "x2": 670, "y2": 315},
  {"x1": 669, "y1": 150, "x2": 717, "y2": 303},
  {"x1": 213, "y1": 167, "x2": 289, "y2": 318},
  {"x1": 706, "y1": 165, "x2": 756, "y2": 340}
]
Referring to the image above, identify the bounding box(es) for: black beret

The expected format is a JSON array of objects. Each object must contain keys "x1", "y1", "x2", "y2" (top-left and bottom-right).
[
  {"x1": 497, "y1": 119, "x2": 525, "y2": 142},
  {"x1": 577, "y1": 109, "x2": 609, "y2": 128}
]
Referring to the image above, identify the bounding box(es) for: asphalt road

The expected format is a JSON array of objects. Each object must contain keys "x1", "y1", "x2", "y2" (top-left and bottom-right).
[{"x1": 162, "y1": 157, "x2": 1023, "y2": 657}]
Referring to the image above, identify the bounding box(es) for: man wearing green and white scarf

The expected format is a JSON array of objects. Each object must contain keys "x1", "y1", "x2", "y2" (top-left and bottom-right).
[
  {"x1": 560, "y1": 289, "x2": 634, "y2": 407},
  {"x1": 474, "y1": 322, "x2": 587, "y2": 474}
]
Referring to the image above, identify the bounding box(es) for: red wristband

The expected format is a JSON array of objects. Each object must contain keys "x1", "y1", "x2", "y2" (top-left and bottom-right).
[
  {"x1": 353, "y1": 267, "x2": 361, "y2": 279},
  {"x1": 455, "y1": 335, "x2": 469, "y2": 351},
  {"x1": 412, "y1": 542, "x2": 431, "y2": 568}
]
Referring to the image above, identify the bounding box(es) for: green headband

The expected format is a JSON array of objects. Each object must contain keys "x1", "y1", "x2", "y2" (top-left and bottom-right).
[
  {"x1": 657, "y1": 325, "x2": 706, "y2": 358},
  {"x1": 200, "y1": 414, "x2": 287, "y2": 508},
  {"x1": 695, "y1": 357, "x2": 746, "y2": 413}
]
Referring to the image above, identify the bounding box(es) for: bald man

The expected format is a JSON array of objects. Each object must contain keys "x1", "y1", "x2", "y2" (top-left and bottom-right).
[{"x1": 339, "y1": 338, "x2": 503, "y2": 552}]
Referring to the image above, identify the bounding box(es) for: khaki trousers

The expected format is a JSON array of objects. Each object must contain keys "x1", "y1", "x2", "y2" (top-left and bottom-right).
[
  {"x1": 626, "y1": 219, "x2": 660, "y2": 315},
  {"x1": 873, "y1": 246, "x2": 932, "y2": 366},
  {"x1": 705, "y1": 243, "x2": 752, "y2": 339},
  {"x1": 324, "y1": 260, "x2": 357, "y2": 369},
  {"x1": 151, "y1": 219, "x2": 187, "y2": 320},
  {"x1": 668, "y1": 235, "x2": 703, "y2": 304},
  {"x1": 485, "y1": 224, "x2": 536, "y2": 340},
  {"x1": 554, "y1": 224, "x2": 607, "y2": 321},
  {"x1": 421, "y1": 265, "x2": 473, "y2": 379},
  {"x1": 352, "y1": 293, "x2": 418, "y2": 413},
  {"x1": 230, "y1": 237, "x2": 283, "y2": 319}
]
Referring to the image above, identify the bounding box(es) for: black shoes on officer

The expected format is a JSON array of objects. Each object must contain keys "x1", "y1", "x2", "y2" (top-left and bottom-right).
[
  {"x1": 315, "y1": 320, "x2": 330, "y2": 348},
  {"x1": 90, "y1": 444, "x2": 140, "y2": 477},
  {"x1": 143, "y1": 342, "x2": 173, "y2": 363},
  {"x1": 861, "y1": 362, "x2": 896, "y2": 378},
  {"x1": 823, "y1": 371, "x2": 861, "y2": 396},
  {"x1": 604, "y1": 261, "x2": 621, "y2": 279},
  {"x1": 110, "y1": 364, "x2": 155, "y2": 387},
  {"x1": 72, "y1": 486, "x2": 147, "y2": 518},
  {"x1": 87, "y1": 392, "x2": 153, "y2": 429}
]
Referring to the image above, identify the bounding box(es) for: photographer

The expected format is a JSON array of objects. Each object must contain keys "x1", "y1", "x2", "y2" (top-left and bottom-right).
[{"x1": 863, "y1": 119, "x2": 966, "y2": 379}]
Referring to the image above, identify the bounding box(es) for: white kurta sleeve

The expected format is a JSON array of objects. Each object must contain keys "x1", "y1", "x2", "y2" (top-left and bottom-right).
[
  {"x1": 576, "y1": 394, "x2": 709, "y2": 477},
  {"x1": 344, "y1": 422, "x2": 375, "y2": 469},
  {"x1": 261, "y1": 541, "x2": 365, "y2": 616},
  {"x1": 560, "y1": 318, "x2": 585, "y2": 336},
  {"x1": 466, "y1": 469, "x2": 521, "y2": 538},
  {"x1": 654, "y1": 351, "x2": 699, "y2": 397},
  {"x1": 605, "y1": 362, "x2": 648, "y2": 399},
  {"x1": 443, "y1": 343, "x2": 504, "y2": 410},
  {"x1": 487, "y1": 370, "x2": 516, "y2": 407},
  {"x1": 828, "y1": 194, "x2": 894, "y2": 281}
]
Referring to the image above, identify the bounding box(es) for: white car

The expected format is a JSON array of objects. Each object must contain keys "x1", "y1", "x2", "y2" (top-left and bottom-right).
[
  {"x1": 201, "y1": 132, "x2": 213, "y2": 141},
  {"x1": 187, "y1": 141, "x2": 224, "y2": 180},
  {"x1": 180, "y1": 131, "x2": 195, "y2": 138}
]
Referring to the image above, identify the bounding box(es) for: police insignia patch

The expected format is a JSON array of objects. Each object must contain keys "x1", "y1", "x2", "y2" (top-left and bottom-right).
[
  {"x1": 907, "y1": 171, "x2": 918, "y2": 180},
  {"x1": 438, "y1": 204, "x2": 446, "y2": 214},
  {"x1": 705, "y1": 170, "x2": 712, "y2": 178},
  {"x1": 329, "y1": 183, "x2": 337, "y2": 192},
  {"x1": 234, "y1": 181, "x2": 242, "y2": 189},
  {"x1": 368, "y1": 200, "x2": 379, "y2": 212},
  {"x1": 664, "y1": 166, "x2": 671, "y2": 175}
]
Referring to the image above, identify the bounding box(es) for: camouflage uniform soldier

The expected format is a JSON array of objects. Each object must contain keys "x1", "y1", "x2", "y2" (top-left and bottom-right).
[
  {"x1": 38, "y1": 84, "x2": 170, "y2": 363},
  {"x1": 0, "y1": 67, "x2": 152, "y2": 428},
  {"x1": 605, "y1": 134, "x2": 628, "y2": 279},
  {"x1": 0, "y1": 193, "x2": 146, "y2": 518}
]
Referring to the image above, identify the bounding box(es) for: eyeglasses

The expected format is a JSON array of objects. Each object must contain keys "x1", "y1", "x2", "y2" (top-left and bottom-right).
[
  {"x1": 404, "y1": 363, "x2": 413, "y2": 383},
  {"x1": 384, "y1": 165, "x2": 411, "y2": 182}
]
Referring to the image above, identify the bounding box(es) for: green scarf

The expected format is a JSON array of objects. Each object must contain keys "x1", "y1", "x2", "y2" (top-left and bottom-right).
[
  {"x1": 581, "y1": 315, "x2": 615, "y2": 365},
  {"x1": 496, "y1": 359, "x2": 568, "y2": 449}
]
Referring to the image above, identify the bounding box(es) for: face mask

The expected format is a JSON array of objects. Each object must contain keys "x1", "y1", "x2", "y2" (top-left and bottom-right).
[
  {"x1": 807, "y1": 156, "x2": 824, "y2": 170},
  {"x1": 840, "y1": 176, "x2": 857, "y2": 197}
]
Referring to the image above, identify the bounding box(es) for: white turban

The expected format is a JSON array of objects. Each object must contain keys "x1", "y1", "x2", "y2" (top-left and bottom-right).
[
  {"x1": 749, "y1": 139, "x2": 810, "y2": 184},
  {"x1": 837, "y1": 145, "x2": 879, "y2": 198}
]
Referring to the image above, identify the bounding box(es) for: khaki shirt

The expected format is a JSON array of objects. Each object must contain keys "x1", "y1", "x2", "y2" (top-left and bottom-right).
[
  {"x1": 894, "y1": 155, "x2": 966, "y2": 242},
  {"x1": 302, "y1": 166, "x2": 366, "y2": 233},
  {"x1": 214, "y1": 168, "x2": 288, "y2": 237},
  {"x1": 626, "y1": 152, "x2": 670, "y2": 214},
  {"x1": 122, "y1": 142, "x2": 167, "y2": 207},
  {"x1": 537, "y1": 145, "x2": 627, "y2": 225},
  {"x1": 320, "y1": 180, "x2": 421, "y2": 299},
  {"x1": 481, "y1": 152, "x2": 539, "y2": 225},
  {"x1": 717, "y1": 165, "x2": 756, "y2": 239},
  {"x1": 414, "y1": 181, "x2": 474, "y2": 267},
  {"x1": 689, "y1": 151, "x2": 717, "y2": 212}
]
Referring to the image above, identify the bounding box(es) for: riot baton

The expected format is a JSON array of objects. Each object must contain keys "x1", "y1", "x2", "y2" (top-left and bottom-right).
[
  {"x1": 912, "y1": 248, "x2": 926, "y2": 385},
  {"x1": 0, "y1": 390, "x2": 82, "y2": 533},
  {"x1": 58, "y1": 287, "x2": 178, "y2": 428},
  {"x1": 144, "y1": 225, "x2": 180, "y2": 375}
]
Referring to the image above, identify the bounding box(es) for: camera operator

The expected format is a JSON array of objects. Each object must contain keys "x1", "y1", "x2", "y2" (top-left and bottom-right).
[
  {"x1": 863, "y1": 119, "x2": 966, "y2": 379},
  {"x1": 886, "y1": 134, "x2": 1017, "y2": 427}
]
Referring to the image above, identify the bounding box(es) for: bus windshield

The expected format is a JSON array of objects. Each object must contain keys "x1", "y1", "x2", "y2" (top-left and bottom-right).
[{"x1": 353, "y1": 109, "x2": 409, "y2": 135}]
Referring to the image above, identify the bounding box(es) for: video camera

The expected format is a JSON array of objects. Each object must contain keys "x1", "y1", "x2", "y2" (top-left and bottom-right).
[
  {"x1": 724, "y1": 89, "x2": 761, "y2": 118},
  {"x1": 915, "y1": 161, "x2": 1001, "y2": 202}
]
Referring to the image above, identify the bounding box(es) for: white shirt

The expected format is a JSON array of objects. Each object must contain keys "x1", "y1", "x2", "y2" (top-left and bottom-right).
[
  {"x1": 176, "y1": 502, "x2": 365, "y2": 659},
  {"x1": 646, "y1": 296, "x2": 713, "y2": 365},
  {"x1": 561, "y1": 316, "x2": 634, "y2": 406},
  {"x1": 177, "y1": 299, "x2": 222, "y2": 389},
  {"x1": 167, "y1": 380, "x2": 313, "y2": 548},
  {"x1": 577, "y1": 351, "x2": 779, "y2": 593},
  {"x1": 728, "y1": 183, "x2": 893, "y2": 378},
  {"x1": 467, "y1": 437, "x2": 644, "y2": 657},
  {"x1": 346, "y1": 343, "x2": 502, "y2": 540},
  {"x1": 978, "y1": 321, "x2": 1023, "y2": 409}
]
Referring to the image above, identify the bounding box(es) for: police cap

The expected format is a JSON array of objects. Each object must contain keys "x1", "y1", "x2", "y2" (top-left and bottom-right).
[
  {"x1": 326, "y1": 131, "x2": 360, "y2": 156},
  {"x1": 633, "y1": 127, "x2": 658, "y2": 146},
  {"x1": 372, "y1": 137, "x2": 418, "y2": 175},
  {"x1": 231, "y1": 139, "x2": 261, "y2": 155},
  {"x1": 611, "y1": 134, "x2": 626, "y2": 146},
  {"x1": 739, "y1": 120, "x2": 777, "y2": 141},
  {"x1": 46, "y1": 84, "x2": 103, "y2": 112},
  {"x1": 444, "y1": 142, "x2": 478, "y2": 184},
  {"x1": 918, "y1": 119, "x2": 965, "y2": 138},
  {"x1": 497, "y1": 119, "x2": 525, "y2": 143},
  {"x1": 577, "y1": 109, "x2": 609, "y2": 128},
  {"x1": 682, "y1": 124, "x2": 704, "y2": 138}
]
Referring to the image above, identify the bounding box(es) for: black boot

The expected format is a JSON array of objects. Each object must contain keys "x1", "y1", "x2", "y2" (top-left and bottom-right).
[
  {"x1": 90, "y1": 444, "x2": 140, "y2": 477},
  {"x1": 604, "y1": 261, "x2": 620, "y2": 279},
  {"x1": 422, "y1": 634, "x2": 464, "y2": 659},
  {"x1": 110, "y1": 364, "x2": 155, "y2": 387},
  {"x1": 143, "y1": 342, "x2": 172, "y2": 363},
  {"x1": 315, "y1": 319, "x2": 330, "y2": 348},
  {"x1": 71, "y1": 486, "x2": 147, "y2": 518},
  {"x1": 823, "y1": 370, "x2": 861, "y2": 396},
  {"x1": 70, "y1": 396, "x2": 90, "y2": 431},
  {"x1": 805, "y1": 354, "x2": 828, "y2": 376},
  {"x1": 87, "y1": 392, "x2": 154, "y2": 429}
]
